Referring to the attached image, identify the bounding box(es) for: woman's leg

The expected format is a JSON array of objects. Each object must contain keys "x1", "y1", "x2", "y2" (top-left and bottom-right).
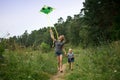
[
  {"x1": 57, "y1": 56, "x2": 60, "y2": 71},
  {"x1": 59, "y1": 54, "x2": 63, "y2": 72}
]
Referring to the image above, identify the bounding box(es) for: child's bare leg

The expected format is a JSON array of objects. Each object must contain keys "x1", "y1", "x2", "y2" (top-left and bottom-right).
[
  {"x1": 71, "y1": 62, "x2": 73, "y2": 70},
  {"x1": 70, "y1": 63, "x2": 72, "y2": 70},
  {"x1": 69, "y1": 63, "x2": 72, "y2": 70}
]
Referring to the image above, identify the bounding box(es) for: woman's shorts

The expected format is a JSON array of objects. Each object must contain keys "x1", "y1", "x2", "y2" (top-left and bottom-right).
[
  {"x1": 55, "y1": 51, "x2": 62, "y2": 56},
  {"x1": 68, "y1": 58, "x2": 74, "y2": 63}
]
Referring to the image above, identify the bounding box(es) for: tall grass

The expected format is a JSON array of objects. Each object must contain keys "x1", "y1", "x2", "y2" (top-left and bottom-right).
[
  {"x1": 1, "y1": 41, "x2": 120, "y2": 80},
  {"x1": 0, "y1": 48, "x2": 57, "y2": 80},
  {"x1": 65, "y1": 41, "x2": 120, "y2": 80}
]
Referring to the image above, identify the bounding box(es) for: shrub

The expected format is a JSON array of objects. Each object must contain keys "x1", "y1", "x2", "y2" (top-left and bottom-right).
[
  {"x1": 0, "y1": 42, "x2": 5, "y2": 63},
  {"x1": 0, "y1": 43, "x2": 5, "y2": 55},
  {"x1": 40, "y1": 42, "x2": 50, "y2": 53},
  {"x1": 0, "y1": 50, "x2": 57, "y2": 80},
  {"x1": 65, "y1": 42, "x2": 120, "y2": 80}
]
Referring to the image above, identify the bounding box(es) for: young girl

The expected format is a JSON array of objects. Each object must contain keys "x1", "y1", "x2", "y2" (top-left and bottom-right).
[
  {"x1": 49, "y1": 29, "x2": 66, "y2": 72},
  {"x1": 67, "y1": 48, "x2": 74, "y2": 70}
]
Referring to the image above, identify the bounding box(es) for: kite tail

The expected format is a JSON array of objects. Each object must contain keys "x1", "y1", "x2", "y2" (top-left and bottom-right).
[
  {"x1": 47, "y1": 15, "x2": 58, "y2": 39},
  {"x1": 54, "y1": 27, "x2": 58, "y2": 39}
]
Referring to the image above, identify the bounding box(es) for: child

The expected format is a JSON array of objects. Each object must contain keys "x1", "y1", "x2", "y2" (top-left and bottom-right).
[{"x1": 67, "y1": 48, "x2": 74, "y2": 70}]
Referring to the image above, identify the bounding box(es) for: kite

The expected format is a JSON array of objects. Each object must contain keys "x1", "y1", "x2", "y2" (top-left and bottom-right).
[
  {"x1": 40, "y1": 5, "x2": 54, "y2": 14},
  {"x1": 40, "y1": 5, "x2": 58, "y2": 39}
]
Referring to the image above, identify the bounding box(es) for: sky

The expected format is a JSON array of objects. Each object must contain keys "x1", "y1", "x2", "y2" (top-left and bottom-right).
[{"x1": 0, "y1": 0, "x2": 85, "y2": 38}]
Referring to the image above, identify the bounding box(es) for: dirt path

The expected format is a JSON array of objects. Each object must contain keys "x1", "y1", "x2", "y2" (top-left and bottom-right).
[{"x1": 50, "y1": 63, "x2": 67, "y2": 80}]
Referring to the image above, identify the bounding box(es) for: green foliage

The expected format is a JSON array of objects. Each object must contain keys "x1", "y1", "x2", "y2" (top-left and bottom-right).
[
  {"x1": 0, "y1": 41, "x2": 5, "y2": 55},
  {"x1": 65, "y1": 41, "x2": 120, "y2": 80},
  {"x1": 82, "y1": 0, "x2": 120, "y2": 41},
  {"x1": 0, "y1": 50, "x2": 57, "y2": 80},
  {"x1": 40, "y1": 42, "x2": 51, "y2": 53},
  {"x1": 0, "y1": 42, "x2": 5, "y2": 64},
  {"x1": 0, "y1": 44, "x2": 5, "y2": 55}
]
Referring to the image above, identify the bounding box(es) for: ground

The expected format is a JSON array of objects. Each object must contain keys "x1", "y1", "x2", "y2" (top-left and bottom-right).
[{"x1": 50, "y1": 63, "x2": 67, "y2": 80}]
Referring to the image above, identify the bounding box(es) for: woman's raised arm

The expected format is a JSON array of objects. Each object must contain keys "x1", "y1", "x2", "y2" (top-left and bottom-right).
[{"x1": 49, "y1": 29, "x2": 56, "y2": 41}]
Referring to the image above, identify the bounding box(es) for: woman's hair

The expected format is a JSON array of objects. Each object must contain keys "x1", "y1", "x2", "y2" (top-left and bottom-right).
[{"x1": 60, "y1": 35, "x2": 65, "y2": 42}]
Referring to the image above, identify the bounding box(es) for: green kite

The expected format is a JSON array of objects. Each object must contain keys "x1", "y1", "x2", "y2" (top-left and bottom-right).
[
  {"x1": 40, "y1": 5, "x2": 54, "y2": 14},
  {"x1": 40, "y1": 5, "x2": 58, "y2": 39}
]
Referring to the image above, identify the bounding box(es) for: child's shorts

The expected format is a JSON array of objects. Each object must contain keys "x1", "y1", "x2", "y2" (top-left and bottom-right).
[{"x1": 68, "y1": 58, "x2": 74, "y2": 63}]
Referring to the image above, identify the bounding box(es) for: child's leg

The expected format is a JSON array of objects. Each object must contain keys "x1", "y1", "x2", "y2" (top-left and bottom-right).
[
  {"x1": 69, "y1": 63, "x2": 71, "y2": 69},
  {"x1": 68, "y1": 58, "x2": 70, "y2": 69},
  {"x1": 71, "y1": 62, "x2": 73, "y2": 70},
  {"x1": 71, "y1": 58, "x2": 74, "y2": 70}
]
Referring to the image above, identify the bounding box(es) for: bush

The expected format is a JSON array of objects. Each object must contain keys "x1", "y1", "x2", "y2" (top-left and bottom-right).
[
  {"x1": 65, "y1": 42, "x2": 120, "y2": 80},
  {"x1": 0, "y1": 42, "x2": 5, "y2": 63},
  {"x1": 40, "y1": 42, "x2": 50, "y2": 53},
  {"x1": 0, "y1": 50, "x2": 57, "y2": 80},
  {"x1": 0, "y1": 43, "x2": 5, "y2": 55}
]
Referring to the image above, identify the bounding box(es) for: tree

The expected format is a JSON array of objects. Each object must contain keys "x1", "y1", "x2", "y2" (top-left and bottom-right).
[
  {"x1": 21, "y1": 30, "x2": 29, "y2": 47},
  {"x1": 81, "y1": 0, "x2": 120, "y2": 43}
]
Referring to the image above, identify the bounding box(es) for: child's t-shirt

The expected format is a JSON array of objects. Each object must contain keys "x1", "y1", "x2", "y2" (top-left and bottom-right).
[{"x1": 68, "y1": 52, "x2": 74, "y2": 59}]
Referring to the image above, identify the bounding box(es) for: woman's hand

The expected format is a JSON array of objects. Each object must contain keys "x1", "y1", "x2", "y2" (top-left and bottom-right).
[{"x1": 64, "y1": 52, "x2": 67, "y2": 57}]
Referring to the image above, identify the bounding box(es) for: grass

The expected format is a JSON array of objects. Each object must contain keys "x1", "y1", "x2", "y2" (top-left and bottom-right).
[
  {"x1": 65, "y1": 41, "x2": 120, "y2": 80},
  {"x1": 0, "y1": 48, "x2": 57, "y2": 80},
  {"x1": 0, "y1": 41, "x2": 120, "y2": 80}
]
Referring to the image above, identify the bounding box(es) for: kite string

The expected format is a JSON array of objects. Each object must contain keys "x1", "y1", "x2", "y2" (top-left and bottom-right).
[
  {"x1": 46, "y1": 15, "x2": 52, "y2": 29},
  {"x1": 47, "y1": 15, "x2": 58, "y2": 39}
]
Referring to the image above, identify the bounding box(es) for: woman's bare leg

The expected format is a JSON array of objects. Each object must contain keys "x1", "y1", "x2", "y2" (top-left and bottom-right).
[
  {"x1": 57, "y1": 56, "x2": 60, "y2": 71},
  {"x1": 59, "y1": 54, "x2": 63, "y2": 72}
]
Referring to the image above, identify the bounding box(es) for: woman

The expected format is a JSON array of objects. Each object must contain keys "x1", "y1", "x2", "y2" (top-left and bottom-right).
[{"x1": 49, "y1": 29, "x2": 66, "y2": 72}]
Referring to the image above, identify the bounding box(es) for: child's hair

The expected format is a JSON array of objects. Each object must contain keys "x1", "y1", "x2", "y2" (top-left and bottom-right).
[{"x1": 69, "y1": 48, "x2": 72, "y2": 52}]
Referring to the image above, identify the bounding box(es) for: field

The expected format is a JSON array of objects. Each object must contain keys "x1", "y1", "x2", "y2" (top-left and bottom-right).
[
  {"x1": 0, "y1": 41, "x2": 120, "y2": 80},
  {"x1": 65, "y1": 41, "x2": 120, "y2": 80},
  {"x1": 0, "y1": 48, "x2": 57, "y2": 80}
]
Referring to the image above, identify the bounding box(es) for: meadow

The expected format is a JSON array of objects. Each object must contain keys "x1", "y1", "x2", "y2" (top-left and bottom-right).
[
  {"x1": 65, "y1": 41, "x2": 120, "y2": 80},
  {"x1": 0, "y1": 48, "x2": 57, "y2": 80},
  {"x1": 0, "y1": 41, "x2": 120, "y2": 80}
]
